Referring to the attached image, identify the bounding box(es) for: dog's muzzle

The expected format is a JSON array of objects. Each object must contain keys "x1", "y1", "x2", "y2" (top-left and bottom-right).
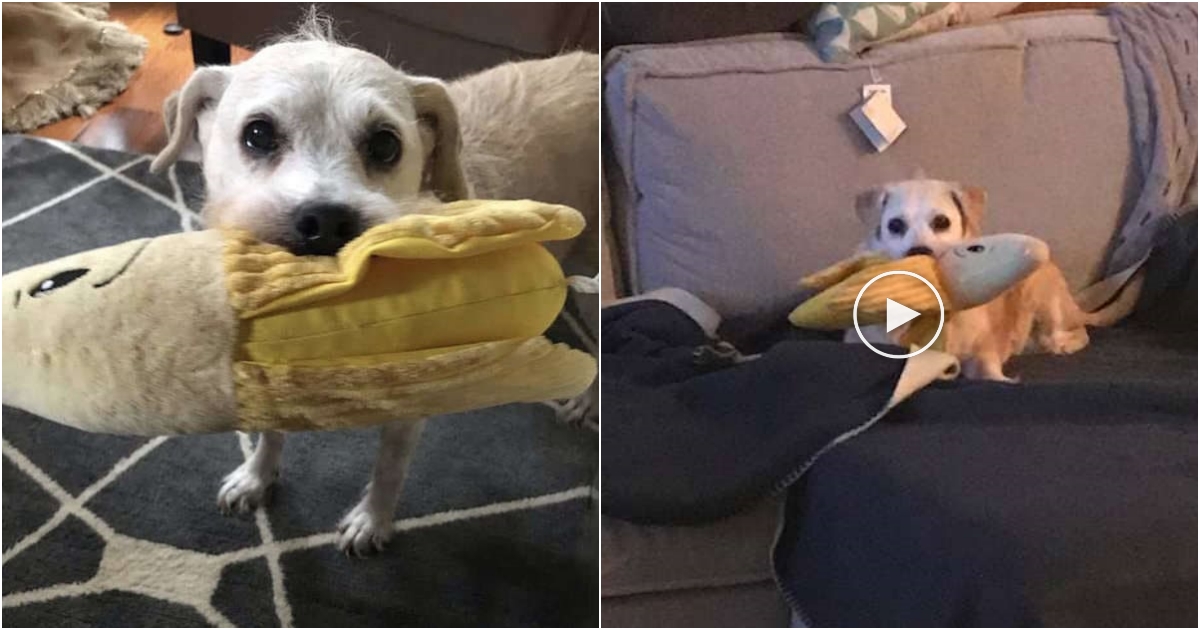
[{"x1": 289, "y1": 202, "x2": 364, "y2": 256}]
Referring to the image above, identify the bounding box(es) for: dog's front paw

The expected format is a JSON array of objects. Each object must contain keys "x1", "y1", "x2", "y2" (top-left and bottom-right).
[
  {"x1": 1040, "y1": 328, "x2": 1089, "y2": 355},
  {"x1": 962, "y1": 358, "x2": 1019, "y2": 384},
  {"x1": 337, "y1": 500, "x2": 394, "y2": 557},
  {"x1": 217, "y1": 463, "x2": 277, "y2": 514},
  {"x1": 546, "y1": 389, "x2": 596, "y2": 426}
]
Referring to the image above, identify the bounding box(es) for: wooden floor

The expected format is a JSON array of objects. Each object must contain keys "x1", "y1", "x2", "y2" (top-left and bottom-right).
[{"x1": 28, "y1": 3, "x2": 251, "y2": 154}]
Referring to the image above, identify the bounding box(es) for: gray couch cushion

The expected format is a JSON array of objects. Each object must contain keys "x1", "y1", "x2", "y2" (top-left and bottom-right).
[
  {"x1": 602, "y1": 581, "x2": 790, "y2": 628},
  {"x1": 604, "y1": 12, "x2": 1137, "y2": 319},
  {"x1": 601, "y1": 498, "x2": 782, "y2": 597}
]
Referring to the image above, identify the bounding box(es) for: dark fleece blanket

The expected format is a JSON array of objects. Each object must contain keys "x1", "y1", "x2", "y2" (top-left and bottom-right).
[
  {"x1": 599, "y1": 301, "x2": 914, "y2": 525},
  {"x1": 600, "y1": 214, "x2": 1197, "y2": 625},
  {"x1": 775, "y1": 215, "x2": 1197, "y2": 627},
  {"x1": 774, "y1": 323, "x2": 1196, "y2": 627},
  {"x1": 602, "y1": 299, "x2": 1196, "y2": 626}
]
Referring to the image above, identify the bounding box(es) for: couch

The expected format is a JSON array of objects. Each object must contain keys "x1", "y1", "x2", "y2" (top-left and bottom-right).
[
  {"x1": 601, "y1": 6, "x2": 1196, "y2": 627},
  {"x1": 176, "y1": 3, "x2": 598, "y2": 79}
]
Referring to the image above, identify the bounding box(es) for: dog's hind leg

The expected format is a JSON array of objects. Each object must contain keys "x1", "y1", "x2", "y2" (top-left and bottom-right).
[
  {"x1": 1031, "y1": 266, "x2": 1090, "y2": 355},
  {"x1": 338, "y1": 418, "x2": 427, "y2": 557},
  {"x1": 218, "y1": 431, "x2": 285, "y2": 514}
]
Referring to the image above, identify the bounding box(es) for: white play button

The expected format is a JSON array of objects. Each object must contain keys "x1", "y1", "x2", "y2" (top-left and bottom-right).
[
  {"x1": 885, "y1": 298, "x2": 920, "y2": 333},
  {"x1": 852, "y1": 270, "x2": 945, "y2": 360}
]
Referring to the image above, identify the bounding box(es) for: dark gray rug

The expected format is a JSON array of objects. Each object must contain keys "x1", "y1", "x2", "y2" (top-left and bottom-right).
[{"x1": 1, "y1": 135, "x2": 598, "y2": 627}]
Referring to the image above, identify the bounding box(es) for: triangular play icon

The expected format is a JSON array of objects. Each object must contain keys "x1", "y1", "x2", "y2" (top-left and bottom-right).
[{"x1": 885, "y1": 298, "x2": 920, "y2": 333}]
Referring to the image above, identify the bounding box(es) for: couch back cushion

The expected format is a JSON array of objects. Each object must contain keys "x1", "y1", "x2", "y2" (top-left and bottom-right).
[{"x1": 604, "y1": 12, "x2": 1137, "y2": 319}]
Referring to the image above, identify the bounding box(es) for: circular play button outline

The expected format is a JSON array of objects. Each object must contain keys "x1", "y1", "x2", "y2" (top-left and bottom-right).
[{"x1": 852, "y1": 270, "x2": 945, "y2": 359}]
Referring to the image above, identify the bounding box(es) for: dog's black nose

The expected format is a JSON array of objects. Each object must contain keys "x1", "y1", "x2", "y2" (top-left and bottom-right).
[
  {"x1": 289, "y1": 203, "x2": 363, "y2": 256},
  {"x1": 906, "y1": 246, "x2": 934, "y2": 257}
]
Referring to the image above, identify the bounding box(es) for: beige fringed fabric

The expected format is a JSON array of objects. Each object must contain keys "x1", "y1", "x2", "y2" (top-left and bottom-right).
[{"x1": 2, "y1": 2, "x2": 147, "y2": 132}]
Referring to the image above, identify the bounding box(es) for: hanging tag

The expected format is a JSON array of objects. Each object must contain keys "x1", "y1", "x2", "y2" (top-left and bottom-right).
[
  {"x1": 868, "y1": 63, "x2": 884, "y2": 84},
  {"x1": 862, "y1": 83, "x2": 892, "y2": 105},
  {"x1": 850, "y1": 91, "x2": 907, "y2": 152}
]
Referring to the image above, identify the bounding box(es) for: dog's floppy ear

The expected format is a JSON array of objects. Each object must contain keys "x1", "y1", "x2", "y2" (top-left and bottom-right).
[
  {"x1": 409, "y1": 77, "x2": 471, "y2": 201},
  {"x1": 855, "y1": 186, "x2": 888, "y2": 225},
  {"x1": 951, "y1": 184, "x2": 987, "y2": 236},
  {"x1": 150, "y1": 66, "x2": 232, "y2": 174}
]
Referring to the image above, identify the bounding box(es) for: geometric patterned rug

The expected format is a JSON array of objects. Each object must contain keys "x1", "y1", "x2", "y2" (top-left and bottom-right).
[{"x1": 1, "y1": 134, "x2": 598, "y2": 626}]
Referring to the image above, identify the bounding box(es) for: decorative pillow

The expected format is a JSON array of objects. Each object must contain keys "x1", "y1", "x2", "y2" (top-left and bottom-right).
[
  {"x1": 808, "y1": 3, "x2": 1022, "y2": 62},
  {"x1": 809, "y1": 3, "x2": 953, "y2": 61}
]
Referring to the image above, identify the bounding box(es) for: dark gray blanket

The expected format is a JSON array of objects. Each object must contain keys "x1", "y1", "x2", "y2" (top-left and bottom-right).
[
  {"x1": 600, "y1": 301, "x2": 910, "y2": 524},
  {"x1": 602, "y1": 300, "x2": 1196, "y2": 626},
  {"x1": 776, "y1": 214, "x2": 1197, "y2": 627},
  {"x1": 775, "y1": 322, "x2": 1196, "y2": 627},
  {"x1": 600, "y1": 212, "x2": 1197, "y2": 624}
]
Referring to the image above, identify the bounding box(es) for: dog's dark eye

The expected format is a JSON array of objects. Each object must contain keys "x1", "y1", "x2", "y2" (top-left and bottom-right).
[
  {"x1": 931, "y1": 215, "x2": 951, "y2": 232},
  {"x1": 31, "y1": 268, "x2": 88, "y2": 297},
  {"x1": 242, "y1": 119, "x2": 278, "y2": 154},
  {"x1": 967, "y1": 244, "x2": 986, "y2": 253},
  {"x1": 365, "y1": 130, "x2": 402, "y2": 166},
  {"x1": 887, "y1": 218, "x2": 907, "y2": 235}
]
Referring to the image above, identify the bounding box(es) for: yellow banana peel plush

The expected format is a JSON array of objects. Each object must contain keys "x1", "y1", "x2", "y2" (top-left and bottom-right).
[
  {"x1": 788, "y1": 234, "x2": 1050, "y2": 347},
  {"x1": 3, "y1": 200, "x2": 596, "y2": 435}
]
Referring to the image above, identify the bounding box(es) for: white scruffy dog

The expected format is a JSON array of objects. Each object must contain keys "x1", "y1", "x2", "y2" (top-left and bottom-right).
[{"x1": 151, "y1": 17, "x2": 598, "y2": 556}]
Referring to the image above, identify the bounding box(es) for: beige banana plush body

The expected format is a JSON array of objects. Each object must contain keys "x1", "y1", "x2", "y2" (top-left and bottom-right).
[{"x1": 3, "y1": 200, "x2": 596, "y2": 435}]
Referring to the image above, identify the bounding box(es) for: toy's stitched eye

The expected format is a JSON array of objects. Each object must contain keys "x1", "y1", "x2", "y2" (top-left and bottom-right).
[
  {"x1": 31, "y1": 268, "x2": 88, "y2": 297},
  {"x1": 242, "y1": 119, "x2": 279, "y2": 154},
  {"x1": 931, "y1": 215, "x2": 951, "y2": 232},
  {"x1": 967, "y1": 244, "x2": 985, "y2": 253},
  {"x1": 887, "y1": 218, "x2": 906, "y2": 235},
  {"x1": 365, "y1": 129, "x2": 402, "y2": 167}
]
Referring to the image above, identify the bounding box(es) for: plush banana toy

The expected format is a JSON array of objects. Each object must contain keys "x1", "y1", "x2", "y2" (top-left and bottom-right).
[
  {"x1": 788, "y1": 234, "x2": 1050, "y2": 347},
  {"x1": 3, "y1": 200, "x2": 596, "y2": 436}
]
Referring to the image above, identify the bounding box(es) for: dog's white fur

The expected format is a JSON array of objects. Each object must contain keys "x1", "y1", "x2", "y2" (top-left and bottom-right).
[
  {"x1": 853, "y1": 178, "x2": 1091, "y2": 381},
  {"x1": 152, "y1": 20, "x2": 597, "y2": 556}
]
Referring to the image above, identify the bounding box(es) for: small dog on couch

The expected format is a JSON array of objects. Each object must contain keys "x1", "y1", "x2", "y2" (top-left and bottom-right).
[
  {"x1": 851, "y1": 177, "x2": 1116, "y2": 382},
  {"x1": 150, "y1": 14, "x2": 598, "y2": 555}
]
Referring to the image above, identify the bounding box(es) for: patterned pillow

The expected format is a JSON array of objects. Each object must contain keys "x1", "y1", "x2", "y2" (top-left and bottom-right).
[{"x1": 808, "y1": 2, "x2": 955, "y2": 62}]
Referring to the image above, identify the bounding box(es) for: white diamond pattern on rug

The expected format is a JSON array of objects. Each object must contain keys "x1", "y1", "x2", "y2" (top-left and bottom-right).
[{"x1": 1, "y1": 135, "x2": 598, "y2": 626}]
